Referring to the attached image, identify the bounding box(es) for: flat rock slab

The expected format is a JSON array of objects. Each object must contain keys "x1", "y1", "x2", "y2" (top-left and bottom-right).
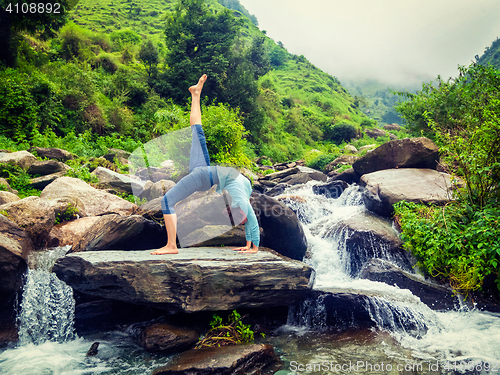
[{"x1": 52, "y1": 247, "x2": 314, "y2": 313}]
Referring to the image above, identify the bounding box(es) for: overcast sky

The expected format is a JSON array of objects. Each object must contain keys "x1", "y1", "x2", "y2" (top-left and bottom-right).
[{"x1": 238, "y1": 0, "x2": 500, "y2": 87}]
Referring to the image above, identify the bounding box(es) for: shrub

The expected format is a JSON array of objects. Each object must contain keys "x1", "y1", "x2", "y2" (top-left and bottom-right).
[
  {"x1": 324, "y1": 123, "x2": 357, "y2": 144},
  {"x1": 394, "y1": 201, "x2": 500, "y2": 294},
  {"x1": 306, "y1": 152, "x2": 339, "y2": 171}
]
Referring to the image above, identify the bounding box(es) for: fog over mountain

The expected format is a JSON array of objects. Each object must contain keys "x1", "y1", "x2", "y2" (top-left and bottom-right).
[{"x1": 238, "y1": 0, "x2": 500, "y2": 87}]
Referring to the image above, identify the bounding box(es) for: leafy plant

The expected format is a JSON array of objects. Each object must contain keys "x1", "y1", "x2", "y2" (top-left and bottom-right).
[
  {"x1": 55, "y1": 204, "x2": 80, "y2": 224},
  {"x1": 394, "y1": 201, "x2": 500, "y2": 294},
  {"x1": 195, "y1": 310, "x2": 254, "y2": 349}
]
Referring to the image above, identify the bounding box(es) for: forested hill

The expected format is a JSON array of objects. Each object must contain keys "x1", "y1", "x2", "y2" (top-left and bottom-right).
[
  {"x1": 0, "y1": 0, "x2": 371, "y2": 164},
  {"x1": 476, "y1": 37, "x2": 500, "y2": 70}
]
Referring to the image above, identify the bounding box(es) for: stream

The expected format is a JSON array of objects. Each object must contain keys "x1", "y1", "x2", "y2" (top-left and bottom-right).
[{"x1": 1, "y1": 182, "x2": 499, "y2": 374}]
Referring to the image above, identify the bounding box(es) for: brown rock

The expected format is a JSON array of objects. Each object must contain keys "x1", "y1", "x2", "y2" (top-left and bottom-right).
[
  {"x1": 0, "y1": 191, "x2": 20, "y2": 205},
  {"x1": 27, "y1": 160, "x2": 71, "y2": 176},
  {"x1": 0, "y1": 177, "x2": 17, "y2": 194},
  {"x1": 40, "y1": 177, "x2": 137, "y2": 217},
  {"x1": 353, "y1": 137, "x2": 440, "y2": 176},
  {"x1": 0, "y1": 214, "x2": 31, "y2": 297},
  {"x1": 0, "y1": 150, "x2": 38, "y2": 170},
  {"x1": 71, "y1": 214, "x2": 166, "y2": 252},
  {"x1": 152, "y1": 344, "x2": 282, "y2": 375},
  {"x1": 29, "y1": 147, "x2": 74, "y2": 161},
  {"x1": 0, "y1": 196, "x2": 55, "y2": 247},
  {"x1": 46, "y1": 217, "x2": 100, "y2": 248},
  {"x1": 139, "y1": 323, "x2": 199, "y2": 352}
]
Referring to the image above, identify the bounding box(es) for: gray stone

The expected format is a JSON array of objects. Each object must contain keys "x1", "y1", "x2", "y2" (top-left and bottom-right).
[
  {"x1": 29, "y1": 147, "x2": 74, "y2": 161},
  {"x1": 0, "y1": 191, "x2": 20, "y2": 205},
  {"x1": 41, "y1": 177, "x2": 137, "y2": 217},
  {"x1": 364, "y1": 128, "x2": 387, "y2": 139},
  {"x1": 71, "y1": 214, "x2": 166, "y2": 252},
  {"x1": 52, "y1": 248, "x2": 314, "y2": 312},
  {"x1": 259, "y1": 167, "x2": 300, "y2": 181},
  {"x1": 0, "y1": 150, "x2": 38, "y2": 170},
  {"x1": 360, "y1": 168, "x2": 459, "y2": 217},
  {"x1": 0, "y1": 178, "x2": 17, "y2": 194},
  {"x1": 28, "y1": 171, "x2": 67, "y2": 189},
  {"x1": 353, "y1": 137, "x2": 440, "y2": 176},
  {"x1": 92, "y1": 166, "x2": 146, "y2": 195},
  {"x1": 27, "y1": 160, "x2": 70, "y2": 176},
  {"x1": 383, "y1": 123, "x2": 402, "y2": 131}
]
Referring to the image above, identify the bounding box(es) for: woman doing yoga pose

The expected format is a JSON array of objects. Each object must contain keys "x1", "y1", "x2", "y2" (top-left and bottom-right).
[{"x1": 150, "y1": 75, "x2": 260, "y2": 255}]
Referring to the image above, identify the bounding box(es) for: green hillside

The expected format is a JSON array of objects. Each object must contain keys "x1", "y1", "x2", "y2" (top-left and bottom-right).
[
  {"x1": 1, "y1": 0, "x2": 376, "y2": 165},
  {"x1": 476, "y1": 37, "x2": 500, "y2": 70}
]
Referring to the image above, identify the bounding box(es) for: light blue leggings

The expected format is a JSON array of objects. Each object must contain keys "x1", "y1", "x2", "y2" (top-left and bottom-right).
[{"x1": 161, "y1": 125, "x2": 219, "y2": 215}]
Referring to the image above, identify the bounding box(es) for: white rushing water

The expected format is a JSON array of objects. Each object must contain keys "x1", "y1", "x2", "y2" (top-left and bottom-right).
[{"x1": 278, "y1": 181, "x2": 500, "y2": 368}]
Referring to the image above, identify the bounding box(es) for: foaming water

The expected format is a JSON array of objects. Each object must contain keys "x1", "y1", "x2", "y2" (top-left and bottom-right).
[
  {"x1": 278, "y1": 181, "x2": 500, "y2": 368},
  {"x1": 17, "y1": 247, "x2": 76, "y2": 345}
]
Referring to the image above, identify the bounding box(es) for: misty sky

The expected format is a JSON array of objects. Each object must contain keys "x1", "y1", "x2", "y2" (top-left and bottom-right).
[{"x1": 238, "y1": 0, "x2": 500, "y2": 87}]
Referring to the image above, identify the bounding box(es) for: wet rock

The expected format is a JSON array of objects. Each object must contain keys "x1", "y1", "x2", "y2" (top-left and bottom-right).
[
  {"x1": 40, "y1": 177, "x2": 137, "y2": 217},
  {"x1": 251, "y1": 193, "x2": 308, "y2": 261},
  {"x1": 359, "y1": 259, "x2": 457, "y2": 311},
  {"x1": 315, "y1": 210, "x2": 411, "y2": 277},
  {"x1": 0, "y1": 196, "x2": 55, "y2": 247},
  {"x1": 0, "y1": 214, "x2": 31, "y2": 297},
  {"x1": 152, "y1": 344, "x2": 282, "y2": 375},
  {"x1": 70, "y1": 214, "x2": 166, "y2": 252},
  {"x1": 139, "y1": 323, "x2": 199, "y2": 352},
  {"x1": 329, "y1": 168, "x2": 359, "y2": 184},
  {"x1": 264, "y1": 183, "x2": 288, "y2": 197},
  {"x1": 86, "y1": 342, "x2": 100, "y2": 357},
  {"x1": 312, "y1": 180, "x2": 348, "y2": 199},
  {"x1": 52, "y1": 247, "x2": 314, "y2": 312},
  {"x1": 353, "y1": 137, "x2": 439, "y2": 176},
  {"x1": 360, "y1": 168, "x2": 460, "y2": 217},
  {"x1": 0, "y1": 150, "x2": 38, "y2": 170},
  {"x1": 259, "y1": 167, "x2": 300, "y2": 181}
]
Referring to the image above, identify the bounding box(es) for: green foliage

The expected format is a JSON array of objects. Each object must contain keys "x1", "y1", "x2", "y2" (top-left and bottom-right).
[
  {"x1": 0, "y1": 162, "x2": 40, "y2": 198},
  {"x1": 324, "y1": 123, "x2": 357, "y2": 144},
  {"x1": 394, "y1": 201, "x2": 500, "y2": 294},
  {"x1": 139, "y1": 39, "x2": 159, "y2": 77},
  {"x1": 306, "y1": 153, "x2": 339, "y2": 172},
  {"x1": 110, "y1": 30, "x2": 142, "y2": 52},
  {"x1": 196, "y1": 310, "x2": 254, "y2": 348},
  {"x1": 55, "y1": 204, "x2": 79, "y2": 224},
  {"x1": 396, "y1": 63, "x2": 500, "y2": 208}
]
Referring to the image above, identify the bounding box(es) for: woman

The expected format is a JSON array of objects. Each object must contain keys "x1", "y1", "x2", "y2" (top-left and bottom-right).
[{"x1": 151, "y1": 75, "x2": 260, "y2": 255}]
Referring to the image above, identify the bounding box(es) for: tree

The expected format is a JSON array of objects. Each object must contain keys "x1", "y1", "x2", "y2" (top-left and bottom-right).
[
  {"x1": 396, "y1": 63, "x2": 500, "y2": 208},
  {"x1": 139, "y1": 39, "x2": 159, "y2": 77},
  {"x1": 0, "y1": 0, "x2": 74, "y2": 66},
  {"x1": 157, "y1": 0, "x2": 240, "y2": 103}
]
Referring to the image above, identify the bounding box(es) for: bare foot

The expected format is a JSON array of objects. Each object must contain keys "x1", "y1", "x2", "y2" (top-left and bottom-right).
[
  {"x1": 151, "y1": 245, "x2": 178, "y2": 255},
  {"x1": 188, "y1": 74, "x2": 207, "y2": 96}
]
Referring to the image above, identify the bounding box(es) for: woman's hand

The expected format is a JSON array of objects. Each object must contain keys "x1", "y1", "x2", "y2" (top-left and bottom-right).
[{"x1": 232, "y1": 241, "x2": 258, "y2": 253}]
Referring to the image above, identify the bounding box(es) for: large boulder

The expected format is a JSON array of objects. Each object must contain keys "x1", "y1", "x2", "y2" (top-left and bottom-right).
[
  {"x1": 71, "y1": 214, "x2": 166, "y2": 252},
  {"x1": 91, "y1": 167, "x2": 146, "y2": 195},
  {"x1": 152, "y1": 344, "x2": 282, "y2": 375},
  {"x1": 27, "y1": 160, "x2": 70, "y2": 176},
  {"x1": 46, "y1": 217, "x2": 100, "y2": 248},
  {"x1": 52, "y1": 248, "x2": 314, "y2": 312},
  {"x1": 29, "y1": 147, "x2": 74, "y2": 161},
  {"x1": 359, "y1": 259, "x2": 457, "y2": 311},
  {"x1": 312, "y1": 210, "x2": 411, "y2": 277},
  {"x1": 251, "y1": 193, "x2": 308, "y2": 261},
  {"x1": 0, "y1": 150, "x2": 38, "y2": 170},
  {"x1": 0, "y1": 191, "x2": 20, "y2": 205},
  {"x1": 359, "y1": 168, "x2": 459, "y2": 217},
  {"x1": 0, "y1": 196, "x2": 55, "y2": 246},
  {"x1": 353, "y1": 137, "x2": 440, "y2": 176},
  {"x1": 40, "y1": 177, "x2": 137, "y2": 217},
  {"x1": 0, "y1": 214, "x2": 31, "y2": 297}
]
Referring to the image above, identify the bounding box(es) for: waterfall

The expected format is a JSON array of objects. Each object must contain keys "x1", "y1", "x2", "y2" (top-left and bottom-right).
[{"x1": 17, "y1": 247, "x2": 76, "y2": 345}]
